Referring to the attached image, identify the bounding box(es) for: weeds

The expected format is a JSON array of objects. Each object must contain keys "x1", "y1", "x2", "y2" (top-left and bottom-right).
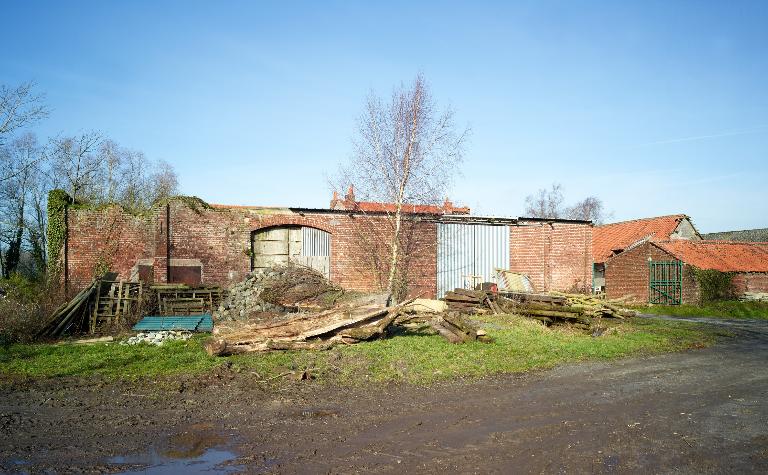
[{"x1": 0, "y1": 275, "x2": 63, "y2": 343}]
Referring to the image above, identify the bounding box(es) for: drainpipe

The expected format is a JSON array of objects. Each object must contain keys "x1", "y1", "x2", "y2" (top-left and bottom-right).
[
  {"x1": 64, "y1": 205, "x2": 69, "y2": 296},
  {"x1": 166, "y1": 203, "x2": 171, "y2": 283}
]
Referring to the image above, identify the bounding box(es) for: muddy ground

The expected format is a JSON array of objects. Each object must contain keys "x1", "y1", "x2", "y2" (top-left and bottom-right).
[{"x1": 2, "y1": 316, "x2": 768, "y2": 474}]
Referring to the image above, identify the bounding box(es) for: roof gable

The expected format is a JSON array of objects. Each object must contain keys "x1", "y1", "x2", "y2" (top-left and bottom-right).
[{"x1": 593, "y1": 214, "x2": 693, "y2": 263}]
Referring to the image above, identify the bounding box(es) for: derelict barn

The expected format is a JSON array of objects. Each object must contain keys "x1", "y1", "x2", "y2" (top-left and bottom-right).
[
  {"x1": 58, "y1": 195, "x2": 594, "y2": 299},
  {"x1": 605, "y1": 240, "x2": 768, "y2": 304}
]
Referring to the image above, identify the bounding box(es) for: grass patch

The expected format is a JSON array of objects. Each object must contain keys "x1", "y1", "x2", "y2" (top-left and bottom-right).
[
  {"x1": 0, "y1": 315, "x2": 720, "y2": 384},
  {"x1": 637, "y1": 300, "x2": 768, "y2": 320}
]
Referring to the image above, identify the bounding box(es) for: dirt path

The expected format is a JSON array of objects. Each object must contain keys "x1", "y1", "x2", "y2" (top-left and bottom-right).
[{"x1": 2, "y1": 317, "x2": 768, "y2": 473}]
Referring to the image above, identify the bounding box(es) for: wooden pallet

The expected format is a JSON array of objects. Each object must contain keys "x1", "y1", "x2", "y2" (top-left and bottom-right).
[
  {"x1": 90, "y1": 281, "x2": 143, "y2": 333},
  {"x1": 152, "y1": 285, "x2": 225, "y2": 316}
]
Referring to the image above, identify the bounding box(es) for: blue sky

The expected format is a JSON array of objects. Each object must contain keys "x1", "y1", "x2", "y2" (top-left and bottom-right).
[{"x1": 2, "y1": 0, "x2": 766, "y2": 232}]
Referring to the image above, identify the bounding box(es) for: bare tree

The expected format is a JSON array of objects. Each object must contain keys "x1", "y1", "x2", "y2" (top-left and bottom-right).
[
  {"x1": 48, "y1": 132, "x2": 104, "y2": 203},
  {"x1": 0, "y1": 83, "x2": 49, "y2": 184},
  {"x1": 96, "y1": 141, "x2": 179, "y2": 210},
  {"x1": 524, "y1": 183, "x2": 565, "y2": 219},
  {"x1": 0, "y1": 82, "x2": 49, "y2": 147},
  {"x1": 564, "y1": 196, "x2": 607, "y2": 224},
  {"x1": 0, "y1": 82, "x2": 181, "y2": 281},
  {"x1": 338, "y1": 75, "x2": 468, "y2": 299},
  {"x1": 524, "y1": 183, "x2": 609, "y2": 224},
  {"x1": 0, "y1": 134, "x2": 45, "y2": 277},
  {"x1": 148, "y1": 159, "x2": 179, "y2": 203}
]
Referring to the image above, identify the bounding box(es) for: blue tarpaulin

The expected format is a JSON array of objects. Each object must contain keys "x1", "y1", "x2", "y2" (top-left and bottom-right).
[{"x1": 132, "y1": 314, "x2": 214, "y2": 332}]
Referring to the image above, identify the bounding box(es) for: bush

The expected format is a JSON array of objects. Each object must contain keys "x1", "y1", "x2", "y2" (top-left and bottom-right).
[
  {"x1": 690, "y1": 268, "x2": 735, "y2": 303},
  {"x1": 0, "y1": 275, "x2": 62, "y2": 344}
]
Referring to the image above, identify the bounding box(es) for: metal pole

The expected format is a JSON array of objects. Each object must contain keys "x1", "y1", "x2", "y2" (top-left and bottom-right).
[
  {"x1": 166, "y1": 203, "x2": 171, "y2": 283},
  {"x1": 64, "y1": 205, "x2": 69, "y2": 296}
]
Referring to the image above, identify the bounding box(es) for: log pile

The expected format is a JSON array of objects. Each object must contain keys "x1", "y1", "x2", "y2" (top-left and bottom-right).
[
  {"x1": 205, "y1": 299, "x2": 413, "y2": 356},
  {"x1": 444, "y1": 289, "x2": 500, "y2": 314},
  {"x1": 206, "y1": 296, "x2": 494, "y2": 356},
  {"x1": 443, "y1": 287, "x2": 637, "y2": 330}
]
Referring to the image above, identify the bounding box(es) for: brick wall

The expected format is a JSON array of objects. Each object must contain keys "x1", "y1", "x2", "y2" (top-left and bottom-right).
[
  {"x1": 509, "y1": 222, "x2": 593, "y2": 293},
  {"x1": 64, "y1": 201, "x2": 590, "y2": 299},
  {"x1": 64, "y1": 201, "x2": 437, "y2": 298},
  {"x1": 605, "y1": 241, "x2": 699, "y2": 304},
  {"x1": 732, "y1": 273, "x2": 768, "y2": 294},
  {"x1": 66, "y1": 205, "x2": 155, "y2": 291}
]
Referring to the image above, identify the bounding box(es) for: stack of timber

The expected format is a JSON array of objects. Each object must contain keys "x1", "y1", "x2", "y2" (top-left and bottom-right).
[
  {"x1": 205, "y1": 298, "x2": 414, "y2": 356},
  {"x1": 39, "y1": 280, "x2": 99, "y2": 337},
  {"x1": 443, "y1": 287, "x2": 636, "y2": 330},
  {"x1": 444, "y1": 289, "x2": 502, "y2": 315},
  {"x1": 499, "y1": 291, "x2": 637, "y2": 328}
]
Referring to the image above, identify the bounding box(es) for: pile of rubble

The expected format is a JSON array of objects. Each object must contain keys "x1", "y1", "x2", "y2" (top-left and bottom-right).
[
  {"x1": 121, "y1": 330, "x2": 192, "y2": 346},
  {"x1": 213, "y1": 264, "x2": 341, "y2": 322}
]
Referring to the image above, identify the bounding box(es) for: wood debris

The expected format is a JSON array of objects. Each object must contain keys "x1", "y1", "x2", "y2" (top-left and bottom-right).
[
  {"x1": 444, "y1": 287, "x2": 637, "y2": 331},
  {"x1": 205, "y1": 299, "x2": 415, "y2": 356},
  {"x1": 39, "y1": 280, "x2": 99, "y2": 337}
]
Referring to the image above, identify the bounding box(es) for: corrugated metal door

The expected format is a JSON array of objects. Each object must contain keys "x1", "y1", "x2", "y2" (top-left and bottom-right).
[
  {"x1": 437, "y1": 223, "x2": 509, "y2": 298},
  {"x1": 298, "y1": 227, "x2": 331, "y2": 278}
]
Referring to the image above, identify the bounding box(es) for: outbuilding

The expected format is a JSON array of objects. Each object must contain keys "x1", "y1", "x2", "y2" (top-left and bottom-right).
[
  {"x1": 58, "y1": 192, "x2": 594, "y2": 299},
  {"x1": 604, "y1": 240, "x2": 768, "y2": 304},
  {"x1": 592, "y1": 214, "x2": 701, "y2": 293}
]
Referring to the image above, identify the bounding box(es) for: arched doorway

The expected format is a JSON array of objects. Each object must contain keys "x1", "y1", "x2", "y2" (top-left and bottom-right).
[{"x1": 251, "y1": 226, "x2": 331, "y2": 278}]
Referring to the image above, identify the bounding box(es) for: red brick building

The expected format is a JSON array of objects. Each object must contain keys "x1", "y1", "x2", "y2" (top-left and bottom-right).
[
  {"x1": 60, "y1": 195, "x2": 593, "y2": 299},
  {"x1": 592, "y1": 214, "x2": 701, "y2": 292},
  {"x1": 605, "y1": 240, "x2": 768, "y2": 304}
]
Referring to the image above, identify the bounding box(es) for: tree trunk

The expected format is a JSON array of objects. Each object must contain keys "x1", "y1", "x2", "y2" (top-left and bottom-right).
[{"x1": 386, "y1": 204, "x2": 403, "y2": 298}]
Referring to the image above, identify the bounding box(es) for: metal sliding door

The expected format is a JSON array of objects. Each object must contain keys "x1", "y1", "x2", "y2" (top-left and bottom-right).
[{"x1": 436, "y1": 223, "x2": 509, "y2": 298}]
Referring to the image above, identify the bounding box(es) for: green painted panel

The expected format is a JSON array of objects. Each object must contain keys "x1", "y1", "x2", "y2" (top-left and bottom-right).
[
  {"x1": 132, "y1": 314, "x2": 213, "y2": 332},
  {"x1": 649, "y1": 260, "x2": 682, "y2": 305}
]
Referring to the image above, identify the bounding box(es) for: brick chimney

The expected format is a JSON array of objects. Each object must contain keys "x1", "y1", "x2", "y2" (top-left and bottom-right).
[{"x1": 443, "y1": 198, "x2": 454, "y2": 214}]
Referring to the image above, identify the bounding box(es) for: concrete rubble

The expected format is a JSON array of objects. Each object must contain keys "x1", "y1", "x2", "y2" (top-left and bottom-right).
[
  {"x1": 120, "y1": 330, "x2": 192, "y2": 346},
  {"x1": 213, "y1": 264, "x2": 340, "y2": 322}
]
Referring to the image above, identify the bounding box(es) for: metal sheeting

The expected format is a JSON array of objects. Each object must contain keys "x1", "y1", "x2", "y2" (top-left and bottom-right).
[
  {"x1": 132, "y1": 314, "x2": 213, "y2": 332},
  {"x1": 437, "y1": 223, "x2": 510, "y2": 298},
  {"x1": 298, "y1": 227, "x2": 331, "y2": 278},
  {"x1": 301, "y1": 227, "x2": 330, "y2": 257}
]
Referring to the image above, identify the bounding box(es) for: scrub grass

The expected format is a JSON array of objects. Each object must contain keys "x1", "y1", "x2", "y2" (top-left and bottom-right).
[
  {"x1": 0, "y1": 315, "x2": 721, "y2": 384},
  {"x1": 637, "y1": 301, "x2": 768, "y2": 320}
]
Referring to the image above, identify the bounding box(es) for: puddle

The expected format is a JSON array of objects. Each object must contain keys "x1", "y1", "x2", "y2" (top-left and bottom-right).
[
  {"x1": 112, "y1": 447, "x2": 240, "y2": 474},
  {"x1": 110, "y1": 423, "x2": 243, "y2": 474}
]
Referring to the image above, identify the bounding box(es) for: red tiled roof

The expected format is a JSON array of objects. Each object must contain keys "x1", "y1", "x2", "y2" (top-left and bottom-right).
[
  {"x1": 654, "y1": 240, "x2": 768, "y2": 273},
  {"x1": 593, "y1": 214, "x2": 689, "y2": 263}
]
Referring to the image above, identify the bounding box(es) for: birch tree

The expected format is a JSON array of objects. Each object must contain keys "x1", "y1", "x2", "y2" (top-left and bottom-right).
[{"x1": 339, "y1": 75, "x2": 468, "y2": 299}]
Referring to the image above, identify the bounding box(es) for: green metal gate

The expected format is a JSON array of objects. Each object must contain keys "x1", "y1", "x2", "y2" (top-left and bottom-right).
[{"x1": 649, "y1": 260, "x2": 682, "y2": 305}]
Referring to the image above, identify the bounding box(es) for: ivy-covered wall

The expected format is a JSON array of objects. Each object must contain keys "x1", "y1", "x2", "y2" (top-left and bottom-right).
[
  {"x1": 45, "y1": 189, "x2": 70, "y2": 278},
  {"x1": 688, "y1": 268, "x2": 735, "y2": 303}
]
